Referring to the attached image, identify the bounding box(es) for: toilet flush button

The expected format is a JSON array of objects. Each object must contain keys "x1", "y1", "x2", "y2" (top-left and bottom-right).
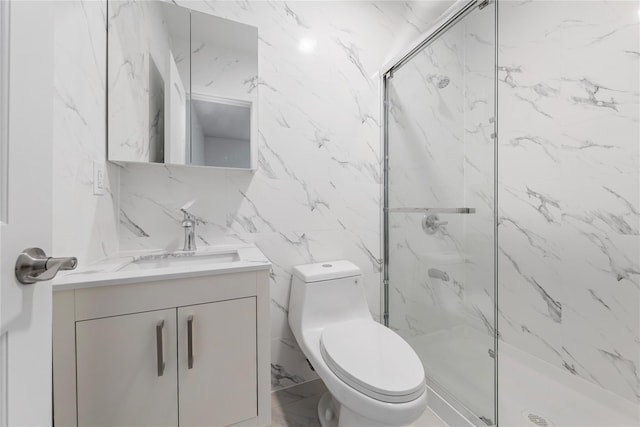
[{"x1": 322, "y1": 264, "x2": 332, "y2": 268}]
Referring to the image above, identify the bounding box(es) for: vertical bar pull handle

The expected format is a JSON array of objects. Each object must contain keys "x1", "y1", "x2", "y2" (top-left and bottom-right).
[
  {"x1": 187, "y1": 315, "x2": 194, "y2": 369},
  {"x1": 156, "y1": 320, "x2": 165, "y2": 377}
]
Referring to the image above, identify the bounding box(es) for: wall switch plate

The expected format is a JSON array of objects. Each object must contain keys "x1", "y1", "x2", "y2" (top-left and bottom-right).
[{"x1": 93, "y1": 161, "x2": 105, "y2": 196}]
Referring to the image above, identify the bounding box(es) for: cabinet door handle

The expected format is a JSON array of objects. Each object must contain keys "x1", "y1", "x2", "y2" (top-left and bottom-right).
[
  {"x1": 156, "y1": 320, "x2": 165, "y2": 377},
  {"x1": 187, "y1": 315, "x2": 194, "y2": 369}
]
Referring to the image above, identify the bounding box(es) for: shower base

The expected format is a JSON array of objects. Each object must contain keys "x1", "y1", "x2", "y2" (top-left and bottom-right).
[{"x1": 408, "y1": 328, "x2": 638, "y2": 426}]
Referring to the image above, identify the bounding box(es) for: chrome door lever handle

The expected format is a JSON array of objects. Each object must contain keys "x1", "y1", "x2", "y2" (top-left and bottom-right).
[{"x1": 14, "y1": 247, "x2": 77, "y2": 284}]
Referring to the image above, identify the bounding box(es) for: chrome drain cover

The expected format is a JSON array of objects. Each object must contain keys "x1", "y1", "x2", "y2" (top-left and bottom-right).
[{"x1": 522, "y1": 410, "x2": 555, "y2": 427}]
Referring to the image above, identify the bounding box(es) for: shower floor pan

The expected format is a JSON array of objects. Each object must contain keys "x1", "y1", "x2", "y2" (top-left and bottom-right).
[{"x1": 408, "y1": 328, "x2": 638, "y2": 427}]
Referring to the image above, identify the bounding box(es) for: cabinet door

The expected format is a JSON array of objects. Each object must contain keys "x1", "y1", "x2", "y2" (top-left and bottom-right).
[
  {"x1": 76, "y1": 309, "x2": 178, "y2": 427},
  {"x1": 178, "y1": 298, "x2": 257, "y2": 426}
]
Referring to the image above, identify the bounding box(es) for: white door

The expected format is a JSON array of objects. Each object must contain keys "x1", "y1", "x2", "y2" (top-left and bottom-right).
[{"x1": 0, "y1": 2, "x2": 61, "y2": 426}]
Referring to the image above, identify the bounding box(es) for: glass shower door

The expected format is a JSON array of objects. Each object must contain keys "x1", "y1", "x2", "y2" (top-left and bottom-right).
[{"x1": 384, "y1": 2, "x2": 496, "y2": 424}]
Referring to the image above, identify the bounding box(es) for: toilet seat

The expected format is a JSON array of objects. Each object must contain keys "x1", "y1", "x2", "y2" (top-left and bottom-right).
[{"x1": 320, "y1": 319, "x2": 425, "y2": 404}]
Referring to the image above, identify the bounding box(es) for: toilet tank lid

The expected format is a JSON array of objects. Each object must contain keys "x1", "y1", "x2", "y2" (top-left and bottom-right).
[{"x1": 292, "y1": 260, "x2": 361, "y2": 283}]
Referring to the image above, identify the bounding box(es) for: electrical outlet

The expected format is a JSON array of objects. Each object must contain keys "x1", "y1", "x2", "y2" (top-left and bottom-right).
[{"x1": 93, "y1": 161, "x2": 105, "y2": 196}]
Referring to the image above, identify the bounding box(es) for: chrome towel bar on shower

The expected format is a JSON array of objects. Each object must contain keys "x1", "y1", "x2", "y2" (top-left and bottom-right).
[{"x1": 385, "y1": 207, "x2": 476, "y2": 214}]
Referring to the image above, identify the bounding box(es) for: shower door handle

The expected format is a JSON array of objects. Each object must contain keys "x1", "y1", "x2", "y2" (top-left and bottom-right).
[{"x1": 386, "y1": 207, "x2": 476, "y2": 214}]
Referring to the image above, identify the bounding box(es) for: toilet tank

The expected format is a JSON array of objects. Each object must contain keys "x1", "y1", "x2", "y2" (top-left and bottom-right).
[{"x1": 288, "y1": 261, "x2": 372, "y2": 335}]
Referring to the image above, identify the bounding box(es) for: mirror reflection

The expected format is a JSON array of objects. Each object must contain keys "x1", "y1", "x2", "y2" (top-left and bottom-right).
[
  {"x1": 107, "y1": 2, "x2": 258, "y2": 170},
  {"x1": 108, "y1": 1, "x2": 190, "y2": 164},
  {"x1": 190, "y1": 99, "x2": 251, "y2": 168},
  {"x1": 187, "y1": 11, "x2": 257, "y2": 169}
]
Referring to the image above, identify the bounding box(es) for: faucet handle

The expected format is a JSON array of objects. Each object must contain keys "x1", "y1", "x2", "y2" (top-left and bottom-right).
[
  {"x1": 180, "y1": 209, "x2": 195, "y2": 222},
  {"x1": 422, "y1": 214, "x2": 448, "y2": 235},
  {"x1": 180, "y1": 201, "x2": 196, "y2": 222}
]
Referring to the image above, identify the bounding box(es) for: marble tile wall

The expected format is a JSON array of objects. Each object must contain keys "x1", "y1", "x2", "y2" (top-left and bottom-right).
[
  {"x1": 116, "y1": 0, "x2": 453, "y2": 391},
  {"x1": 53, "y1": 1, "x2": 120, "y2": 264},
  {"x1": 498, "y1": 0, "x2": 639, "y2": 404}
]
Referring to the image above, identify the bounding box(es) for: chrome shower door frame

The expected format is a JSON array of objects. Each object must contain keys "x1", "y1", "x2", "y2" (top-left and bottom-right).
[{"x1": 380, "y1": 0, "x2": 499, "y2": 425}]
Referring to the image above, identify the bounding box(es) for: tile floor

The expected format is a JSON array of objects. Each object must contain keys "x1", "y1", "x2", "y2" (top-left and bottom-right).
[{"x1": 270, "y1": 380, "x2": 448, "y2": 427}]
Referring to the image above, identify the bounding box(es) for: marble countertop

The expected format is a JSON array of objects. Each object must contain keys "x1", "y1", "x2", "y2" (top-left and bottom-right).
[{"x1": 52, "y1": 244, "x2": 271, "y2": 291}]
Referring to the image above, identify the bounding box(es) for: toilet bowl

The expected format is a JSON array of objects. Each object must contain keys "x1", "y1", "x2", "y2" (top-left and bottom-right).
[{"x1": 288, "y1": 260, "x2": 427, "y2": 427}]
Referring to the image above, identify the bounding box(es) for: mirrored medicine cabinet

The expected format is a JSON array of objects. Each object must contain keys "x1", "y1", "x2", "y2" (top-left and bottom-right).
[{"x1": 107, "y1": 1, "x2": 258, "y2": 170}]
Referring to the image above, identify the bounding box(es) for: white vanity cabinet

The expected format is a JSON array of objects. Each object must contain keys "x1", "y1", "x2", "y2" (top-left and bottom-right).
[{"x1": 53, "y1": 268, "x2": 270, "y2": 427}]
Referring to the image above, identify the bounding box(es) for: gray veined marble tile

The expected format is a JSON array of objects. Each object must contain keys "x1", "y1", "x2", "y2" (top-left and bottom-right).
[
  {"x1": 272, "y1": 379, "x2": 328, "y2": 410},
  {"x1": 498, "y1": 0, "x2": 640, "y2": 405}
]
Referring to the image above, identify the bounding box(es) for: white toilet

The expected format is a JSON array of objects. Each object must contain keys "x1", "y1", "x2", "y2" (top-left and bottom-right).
[{"x1": 288, "y1": 260, "x2": 427, "y2": 427}]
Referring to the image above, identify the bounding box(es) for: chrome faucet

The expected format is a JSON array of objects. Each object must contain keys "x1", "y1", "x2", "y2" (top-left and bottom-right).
[
  {"x1": 422, "y1": 214, "x2": 449, "y2": 235},
  {"x1": 181, "y1": 210, "x2": 197, "y2": 252}
]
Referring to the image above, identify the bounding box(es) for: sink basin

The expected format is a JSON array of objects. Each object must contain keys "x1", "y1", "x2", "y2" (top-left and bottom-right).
[{"x1": 118, "y1": 251, "x2": 240, "y2": 272}]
